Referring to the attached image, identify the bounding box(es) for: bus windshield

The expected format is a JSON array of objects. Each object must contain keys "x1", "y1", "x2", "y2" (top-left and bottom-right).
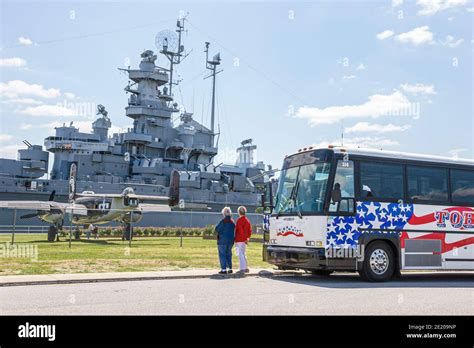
[{"x1": 273, "y1": 162, "x2": 331, "y2": 215}]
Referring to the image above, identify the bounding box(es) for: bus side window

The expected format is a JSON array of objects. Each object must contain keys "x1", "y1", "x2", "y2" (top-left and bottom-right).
[
  {"x1": 330, "y1": 160, "x2": 355, "y2": 213},
  {"x1": 359, "y1": 162, "x2": 404, "y2": 200}
]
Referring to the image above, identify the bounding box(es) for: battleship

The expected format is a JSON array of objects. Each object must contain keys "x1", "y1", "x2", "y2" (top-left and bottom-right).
[{"x1": 0, "y1": 18, "x2": 274, "y2": 224}]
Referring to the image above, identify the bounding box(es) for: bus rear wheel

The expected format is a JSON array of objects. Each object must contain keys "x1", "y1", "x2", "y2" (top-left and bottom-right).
[{"x1": 359, "y1": 241, "x2": 395, "y2": 282}]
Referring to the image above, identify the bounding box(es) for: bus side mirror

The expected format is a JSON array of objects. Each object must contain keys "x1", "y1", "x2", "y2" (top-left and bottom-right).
[
  {"x1": 262, "y1": 181, "x2": 273, "y2": 212},
  {"x1": 331, "y1": 184, "x2": 342, "y2": 203}
]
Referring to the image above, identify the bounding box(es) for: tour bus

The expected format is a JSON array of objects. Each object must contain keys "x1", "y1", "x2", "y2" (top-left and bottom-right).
[{"x1": 262, "y1": 146, "x2": 474, "y2": 281}]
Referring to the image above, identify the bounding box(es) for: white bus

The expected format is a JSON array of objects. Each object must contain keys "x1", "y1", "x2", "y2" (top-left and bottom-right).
[{"x1": 262, "y1": 146, "x2": 474, "y2": 281}]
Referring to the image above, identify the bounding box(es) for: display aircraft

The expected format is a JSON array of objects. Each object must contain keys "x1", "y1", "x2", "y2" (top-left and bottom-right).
[{"x1": 0, "y1": 163, "x2": 180, "y2": 241}]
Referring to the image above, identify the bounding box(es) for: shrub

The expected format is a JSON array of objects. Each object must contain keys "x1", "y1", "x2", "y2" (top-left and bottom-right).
[
  {"x1": 134, "y1": 227, "x2": 143, "y2": 237},
  {"x1": 194, "y1": 229, "x2": 203, "y2": 237},
  {"x1": 203, "y1": 225, "x2": 214, "y2": 236},
  {"x1": 112, "y1": 228, "x2": 122, "y2": 237},
  {"x1": 98, "y1": 229, "x2": 107, "y2": 237}
]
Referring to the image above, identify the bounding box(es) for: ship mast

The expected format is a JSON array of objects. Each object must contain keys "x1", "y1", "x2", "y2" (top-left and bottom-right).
[
  {"x1": 160, "y1": 17, "x2": 187, "y2": 98},
  {"x1": 204, "y1": 42, "x2": 222, "y2": 147}
]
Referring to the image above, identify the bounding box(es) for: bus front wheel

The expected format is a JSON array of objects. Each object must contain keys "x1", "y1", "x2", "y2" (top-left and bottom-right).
[{"x1": 359, "y1": 241, "x2": 395, "y2": 282}]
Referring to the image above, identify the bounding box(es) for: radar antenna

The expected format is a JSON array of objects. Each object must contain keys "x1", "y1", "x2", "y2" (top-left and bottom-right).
[
  {"x1": 96, "y1": 104, "x2": 110, "y2": 121},
  {"x1": 155, "y1": 16, "x2": 190, "y2": 97}
]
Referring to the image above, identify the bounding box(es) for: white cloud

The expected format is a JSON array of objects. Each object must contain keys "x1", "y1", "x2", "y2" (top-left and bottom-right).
[
  {"x1": 345, "y1": 122, "x2": 411, "y2": 134},
  {"x1": 1, "y1": 98, "x2": 43, "y2": 105},
  {"x1": 0, "y1": 80, "x2": 60, "y2": 99},
  {"x1": 0, "y1": 144, "x2": 22, "y2": 159},
  {"x1": 392, "y1": 0, "x2": 403, "y2": 7},
  {"x1": 19, "y1": 124, "x2": 34, "y2": 130},
  {"x1": 416, "y1": 0, "x2": 467, "y2": 16},
  {"x1": 313, "y1": 137, "x2": 399, "y2": 149},
  {"x1": 441, "y1": 35, "x2": 464, "y2": 47},
  {"x1": 356, "y1": 63, "x2": 366, "y2": 71},
  {"x1": 394, "y1": 26, "x2": 434, "y2": 45},
  {"x1": 0, "y1": 57, "x2": 27, "y2": 68},
  {"x1": 19, "y1": 104, "x2": 78, "y2": 117},
  {"x1": 64, "y1": 92, "x2": 75, "y2": 100},
  {"x1": 346, "y1": 137, "x2": 399, "y2": 147},
  {"x1": 0, "y1": 134, "x2": 13, "y2": 142},
  {"x1": 377, "y1": 30, "x2": 395, "y2": 40},
  {"x1": 467, "y1": 7, "x2": 474, "y2": 12},
  {"x1": 380, "y1": 27, "x2": 461, "y2": 48},
  {"x1": 18, "y1": 37, "x2": 33, "y2": 46},
  {"x1": 294, "y1": 91, "x2": 412, "y2": 126},
  {"x1": 446, "y1": 148, "x2": 467, "y2": 158},
  {"x1": 400, "y1": 83, "x2": 436, "y2": 95},
  {"x1": 343, "y1": 75, "x2": 356, "y2": 80}
]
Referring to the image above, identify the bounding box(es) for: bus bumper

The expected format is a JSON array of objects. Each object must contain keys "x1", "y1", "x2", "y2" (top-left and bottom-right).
[{"x1": 263, "y1": 244, "x2": 329, "y2": 270}]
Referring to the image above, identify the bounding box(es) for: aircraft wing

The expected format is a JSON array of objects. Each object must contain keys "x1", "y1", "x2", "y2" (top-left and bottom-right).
[
  {"x1": 75, "y1": 193, "x2": 122, "y2": 198},
  {"x1": 128, "y1": 194, "x2": 169, "y2": 202},
  {"x1": 0, "y1": 201, "x2": 56, "y2": 211},
  {"x1": 63, "y1": 203, "x2": 88, "y2": 215},
  {"x1": 76, "y1": 192, "x2": 170, "y2": 202},
  {"x1": 140, "y1": 203, "x2": 172, "y2": 212},
  {"x1": 0, "y1": 201, "x2": 88, "y2": 215}
]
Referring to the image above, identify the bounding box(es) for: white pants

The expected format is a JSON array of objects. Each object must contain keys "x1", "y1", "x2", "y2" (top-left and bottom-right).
[{"x1": 235, "y1": 242, "x2": 248, "y2": 270}]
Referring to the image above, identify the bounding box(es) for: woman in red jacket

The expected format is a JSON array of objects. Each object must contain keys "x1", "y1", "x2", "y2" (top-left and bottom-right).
[{"x1": 234, "y1": 206, "x2": 252, "y2": 273}]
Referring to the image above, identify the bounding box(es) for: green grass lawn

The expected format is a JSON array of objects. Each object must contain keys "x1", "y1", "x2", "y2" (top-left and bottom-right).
[{"x1": 0, "y1": 234, "x2": 269, "y2": 275}]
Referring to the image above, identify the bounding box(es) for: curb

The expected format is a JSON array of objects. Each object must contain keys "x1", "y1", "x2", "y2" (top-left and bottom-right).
[{"x1": 0, "y1": 270, "x2": 277, "y2": 287}]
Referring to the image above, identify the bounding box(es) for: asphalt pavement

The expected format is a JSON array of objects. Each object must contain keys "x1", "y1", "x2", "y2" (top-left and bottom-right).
[{"x1": 1, "y1": 272, "x2": 472, "y2": 315}]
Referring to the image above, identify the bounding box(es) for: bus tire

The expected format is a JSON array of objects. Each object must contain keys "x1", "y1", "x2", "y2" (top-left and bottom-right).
[
  {"x1": 310, "y1": 270, "x2": 333, "y2": 276},
  {"x1": 359, "y1": 241, "x2": 395, "y2": 282}
]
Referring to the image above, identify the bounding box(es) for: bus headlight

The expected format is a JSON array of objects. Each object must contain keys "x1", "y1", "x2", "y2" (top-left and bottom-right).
[{"x1": 270, "y1": 239, "x2": 277, "y2": 244}]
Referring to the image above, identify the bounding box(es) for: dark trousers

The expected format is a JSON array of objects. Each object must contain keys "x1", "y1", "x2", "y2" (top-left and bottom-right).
[{"x1": 218, "y1": 243, "x2": 233, "y2": 270}]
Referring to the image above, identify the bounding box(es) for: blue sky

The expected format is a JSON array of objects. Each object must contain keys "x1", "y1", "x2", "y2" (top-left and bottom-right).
[{"x1": 0, "y1": 0, "x2": 473, "y2": 171}]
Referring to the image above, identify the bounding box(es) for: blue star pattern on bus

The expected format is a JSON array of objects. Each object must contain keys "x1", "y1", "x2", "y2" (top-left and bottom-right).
[
  {"x1": 326, "y1": 202, "x2": 415, "y2": 248},
  {"x1": 263, "y1": 214, "x2": 270, "y2": 231}
]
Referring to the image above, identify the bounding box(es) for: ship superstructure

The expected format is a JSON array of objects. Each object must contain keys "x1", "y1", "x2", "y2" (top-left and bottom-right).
[{"x1": 0, "y1": 18, "x2": 273, "y2": 212}]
